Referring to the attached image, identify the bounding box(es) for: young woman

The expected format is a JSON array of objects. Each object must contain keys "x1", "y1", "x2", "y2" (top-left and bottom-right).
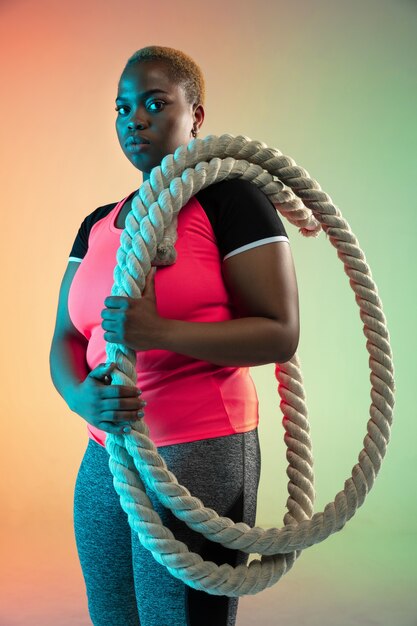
[{"x1": 50, "y1": 45, "x2": 300, "y2": 626}]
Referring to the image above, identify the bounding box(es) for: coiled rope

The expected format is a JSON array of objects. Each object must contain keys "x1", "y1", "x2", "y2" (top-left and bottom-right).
[{"x1": 102, "y1": 134, "x2": 395, "y2": 597}]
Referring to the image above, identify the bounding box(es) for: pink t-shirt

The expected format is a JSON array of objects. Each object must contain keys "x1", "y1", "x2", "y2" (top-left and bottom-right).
[{"x1": 68, "y1": 190, "x2": 261, "y2": 447}]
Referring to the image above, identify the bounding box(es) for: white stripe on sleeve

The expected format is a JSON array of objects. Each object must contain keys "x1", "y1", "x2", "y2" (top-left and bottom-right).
[{"x1": 223, "y1": 236, "x2": 289, "y2": 260}]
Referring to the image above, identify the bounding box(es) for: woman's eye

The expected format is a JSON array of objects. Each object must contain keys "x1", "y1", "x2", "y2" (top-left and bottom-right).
[
  {"x1": 148, "y1": 100, "x2": 165, "y2": 111},
  {"x1": 114, "y1": 100, "x2": 165, "y2": 116}
]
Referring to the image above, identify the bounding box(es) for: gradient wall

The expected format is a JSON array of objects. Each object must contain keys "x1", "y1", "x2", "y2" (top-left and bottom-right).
[{"x1": 1, "y1": 0, "x2": 415, "y2": 624}]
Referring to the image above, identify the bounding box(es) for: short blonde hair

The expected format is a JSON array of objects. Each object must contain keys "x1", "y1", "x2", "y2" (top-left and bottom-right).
[{"x1": 122, "y1": 45, "x2": 205, "y2": 108}]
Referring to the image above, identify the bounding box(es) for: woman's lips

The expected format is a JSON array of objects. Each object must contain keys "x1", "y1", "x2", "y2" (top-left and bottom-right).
[{"x1": 126, "y1": 143, "x2": 150, "y2": 152}]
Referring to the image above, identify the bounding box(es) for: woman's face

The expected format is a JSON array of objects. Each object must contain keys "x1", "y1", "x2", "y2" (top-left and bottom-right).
[{"x1": 115, "y1": 60, "x2": 204, "y2": 181}]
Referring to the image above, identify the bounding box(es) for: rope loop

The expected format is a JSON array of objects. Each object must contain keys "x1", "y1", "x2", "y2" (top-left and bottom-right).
[{"x1": 102, "y1": 134, "x2": 395, "y2": 596}]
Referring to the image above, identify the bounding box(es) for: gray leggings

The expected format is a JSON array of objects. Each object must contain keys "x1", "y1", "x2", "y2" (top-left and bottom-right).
[{"x1": 73, "y1": 428, "x2": 261, "y2": 626}]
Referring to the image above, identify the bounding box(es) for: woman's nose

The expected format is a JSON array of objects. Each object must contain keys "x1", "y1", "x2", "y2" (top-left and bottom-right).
[
  {"x1": 128, "y1": 110, "x2": 148, "y2": 130},
  {"x1": 128, "y1": 119, "x2": 146, "y2": 129}
]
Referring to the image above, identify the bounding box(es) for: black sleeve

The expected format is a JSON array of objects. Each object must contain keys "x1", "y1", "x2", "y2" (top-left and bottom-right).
[
  {"x1": 195, "y1": 177, "x2": 289, "y2": 260},
  {"x1": 68, "y1": 216, "x2": 90, "y2": 260},
  {"x1": 68, "y1": 202, "x2": 118, "y2": 261}
]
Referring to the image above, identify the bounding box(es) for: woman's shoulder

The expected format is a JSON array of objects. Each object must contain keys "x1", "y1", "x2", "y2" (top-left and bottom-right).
[
  {"x1": 195, "y1": 176, "x2": 257, "y2": 201},
  {"x1": 195, "y1": 176, "x2": 283, "y2": 226},
  {"x1": 75, "y1": 199, "x2": 121, "y2": 237},
  {"x1": 193, "y1": 177, "x2": 289, "y2": 261},
  {"x1": 68, "y1": 200, "x2": 120, "y2": 262},
  {"x1": 82, "y1": 200, "x2": 120, "y2": 225}
]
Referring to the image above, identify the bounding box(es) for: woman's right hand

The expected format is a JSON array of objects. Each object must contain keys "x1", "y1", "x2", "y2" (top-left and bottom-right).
[{"x1": 69, "y1": 362, "x2": 146, "y2": 435}]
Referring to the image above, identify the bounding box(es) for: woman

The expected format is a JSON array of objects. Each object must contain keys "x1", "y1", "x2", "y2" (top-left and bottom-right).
[{"x1": 49, "y1": 45, "x2": 300, "y2": 626}]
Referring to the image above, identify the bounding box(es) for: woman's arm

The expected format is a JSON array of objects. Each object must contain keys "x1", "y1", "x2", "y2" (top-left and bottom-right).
[
  {"x1": 49, "y1": 262, "x2": 91, "y2": 407},
  {"x1": 158, "y1": 241, "x2": 300, "y2": 366},
  {"x1": 50, "y1": 262, "x2": 146, "y2": 433}
]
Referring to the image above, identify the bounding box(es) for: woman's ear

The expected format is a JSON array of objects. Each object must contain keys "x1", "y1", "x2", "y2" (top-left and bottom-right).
[{"x1": 193, "y1": 103, "x2": 205, "y2": 131}]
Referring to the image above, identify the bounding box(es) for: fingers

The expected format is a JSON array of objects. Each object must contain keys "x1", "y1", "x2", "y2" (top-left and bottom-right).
[
  {"x1": 97, "y1": 420, "x2": 135, "y2": 435},
  {"x1": 88, "y1": 363, "x2": 147, "y2": 435},
  {"x1": 99, "y1": 409, "x2": 140, "y2": 422},
  {"x1": 100, "y1": 396, "x2": 147, "y2": 413},
  {"x1": 93, "y1": 364, "x2": 142, "y2": 397},
  {"x1": 99, "y1": 394, "x2": 147, "y2": 435},
  {"x1": 100, "y1": 385, "x2": 143, "y2": 398},
  {"x1": 89, "y1": 361, "x2": 116, "y2": 381},
  {"x1": 143, "y1": 267, "x2": 157, "y2": 296},
  {"x1": 97, "y1": 405, "x2": 144, "y2": 434}
]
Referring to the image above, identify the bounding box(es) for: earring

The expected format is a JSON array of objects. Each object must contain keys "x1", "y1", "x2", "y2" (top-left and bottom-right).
[{"x1": 191, "y1": 126, "x2": 198, "y2": 138}]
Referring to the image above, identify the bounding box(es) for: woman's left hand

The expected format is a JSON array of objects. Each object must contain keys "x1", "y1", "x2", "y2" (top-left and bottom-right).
[{"x1": 101, "y1": 268, "x2": 165, "y2": 351}]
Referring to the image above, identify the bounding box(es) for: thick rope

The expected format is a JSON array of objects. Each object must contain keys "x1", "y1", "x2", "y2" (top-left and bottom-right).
[{"x1": 101, "y1": 134, "x2": 395, "y2": 597}]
